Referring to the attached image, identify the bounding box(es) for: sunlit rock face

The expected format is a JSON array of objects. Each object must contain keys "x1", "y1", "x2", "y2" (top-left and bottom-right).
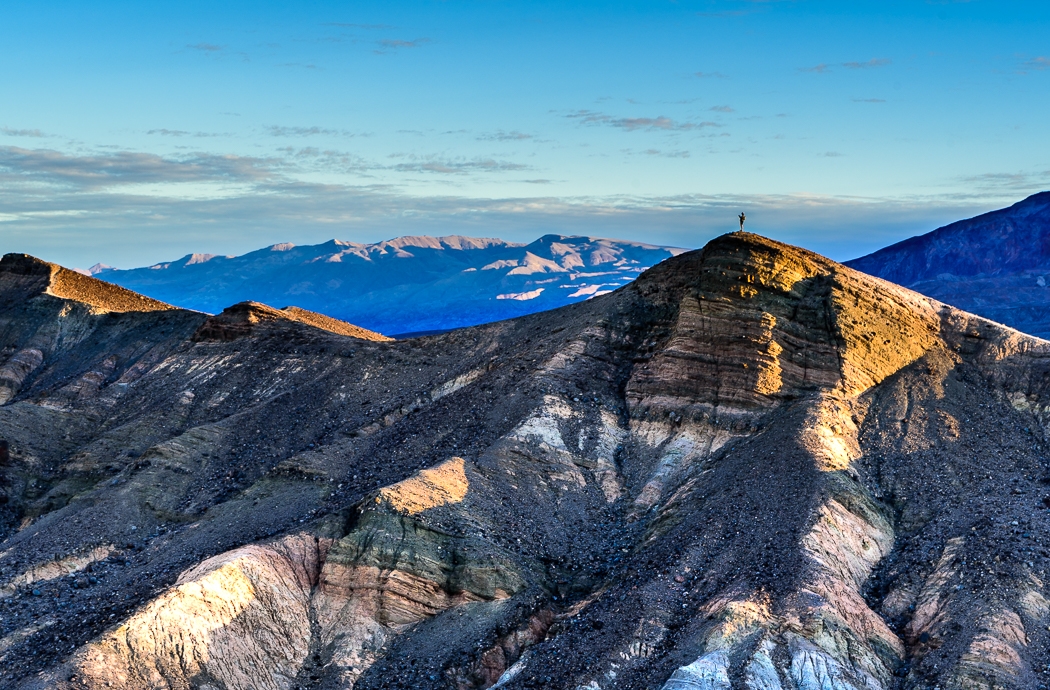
[
  {"x1": 76, "y1": 534, "x2": 324, "y2": 690},
  {"x1": 2, "y1": 234, "x2": 1050, "y2": 690}
]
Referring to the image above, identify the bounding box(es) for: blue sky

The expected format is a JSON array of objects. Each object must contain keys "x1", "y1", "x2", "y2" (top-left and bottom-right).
[{"x1": 1, "y1": 0, "x2": 1048, "y2": 268}]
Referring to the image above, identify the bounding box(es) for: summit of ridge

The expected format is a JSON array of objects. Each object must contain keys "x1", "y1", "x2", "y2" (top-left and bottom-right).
[
  {"x1": 193, "y1": 301, "x2": 393, "y2": 342},
  {"x1": 0, "y1": 252, "x2": 176, "y2": 314}
]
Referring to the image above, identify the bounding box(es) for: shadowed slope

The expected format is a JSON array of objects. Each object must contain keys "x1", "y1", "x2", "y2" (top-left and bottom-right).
[{"x1": 0, "y1": 234, "x2": 1047, "y2": 690}]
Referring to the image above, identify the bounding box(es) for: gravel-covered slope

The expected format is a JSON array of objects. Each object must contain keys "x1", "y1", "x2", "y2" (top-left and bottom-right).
[{"x1": 0, "y1": 235, "x2": 1049, "y2": 690}]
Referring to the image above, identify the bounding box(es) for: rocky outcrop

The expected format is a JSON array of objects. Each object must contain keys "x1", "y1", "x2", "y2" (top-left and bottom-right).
[
  {"x1": 194, "y1": 302, "x2": 392, "y2": 342},
  {"x1": 2, "y1": 233, "x2": 1050, "y2": 690},
  {"x1": 0, "y1": 347, "x2": 44, "y2": 405},
  {"x1": 0, "y1": 252, "x2": 174, "y2": 314},
  {"x1": 75, "y1": 533, "x2": 325, "y2": 690}
]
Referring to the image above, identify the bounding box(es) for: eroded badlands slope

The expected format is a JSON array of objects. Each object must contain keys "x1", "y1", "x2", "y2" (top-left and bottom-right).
[{"x1": 0, "y1": 236, "x2": 1048, "y2": 690}]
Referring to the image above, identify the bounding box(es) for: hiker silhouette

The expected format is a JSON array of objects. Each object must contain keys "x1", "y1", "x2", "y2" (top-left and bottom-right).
[{"x1": 738, "y1": 213, "x2": 746, "y2": 232}]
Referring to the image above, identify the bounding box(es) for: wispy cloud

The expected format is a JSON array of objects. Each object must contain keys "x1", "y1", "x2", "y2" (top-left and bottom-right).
[
  {"x1": 0, "y1": 143, "x2": 540, "y2": 192},
  {"x1": 0, "y1": 146, "x2": 278, "y2": 190},
  {"x1": 184, "y1": 42, "x2": 248, "y2": 62},
  {"x1": 1, "y1": 127, "x2": 46, "y2": 137},
  {"x1": 147, "y1": 129, "x2": 226, "y2": 138},
  {"x1": 275, "y1": 147, "x2": 374, "y2": 175},
  {"x1": 821, "y1": 151, "x2": 845, "y2": 157},
  {"x1": 390, "y1": 155, "x2": 528, "y2": 174},
  {"x1": 962, "y1": 169, "x2": 1050, "y2": 190},
  {"x1": 1023, "y1": 56, "x2": 1049, "y2": 71},
  {"x1": 802, "y1": 58, "x2": 891, "y2": 73},
  {"x1": 642, "y1": 149, "x2": 691, "y2": 158},
  {"x1": 268, "y1": 125, "x2": 345, "y2": 137},
  {"x1": 694, "y1": 71, "x2": 727, "y2": 78},
  {"x1": 709, "y1": 105, "x2": 734, "y2": 113},
  {"x1": 567, "y1": 110, "x2": 720, "y2": 132},
  {"x1": 843, "y1": 58, "x2": 891, "y2": 69},
  {"x1": 479, "y1": 130, "x2": 534, "y2": 141},
  {"x1": 375, "y1": 38, "x2": 430, "y2": 54}
]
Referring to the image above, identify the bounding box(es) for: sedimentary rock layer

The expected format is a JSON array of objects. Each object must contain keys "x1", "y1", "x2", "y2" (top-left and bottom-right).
[{"x1": 0, "y1": 234, "x2": 1047, "y2": 690}]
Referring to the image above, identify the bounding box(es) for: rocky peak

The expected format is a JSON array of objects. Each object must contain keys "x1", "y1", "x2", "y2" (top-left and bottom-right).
[
  {"x1": 628, "y1": 233, "x2": 940, "y2": 418},
  {"x1": 0, "y1": 252, "x2": 175, "y2": 314},
  {"x1": 193, "y1": 301, "x2": 392, "y2": 342}
]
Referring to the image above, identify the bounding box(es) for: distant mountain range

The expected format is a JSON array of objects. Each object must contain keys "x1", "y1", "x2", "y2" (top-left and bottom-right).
[
  {"x1": 91, "y1": 235, "x2": 685, "y2": 336},
  {"x1": 90, "y1": 191, "x2": 1050, "y2": 341},
  {"x1": 847, "y1": 191, "x2": 1050, "y2": 338}
]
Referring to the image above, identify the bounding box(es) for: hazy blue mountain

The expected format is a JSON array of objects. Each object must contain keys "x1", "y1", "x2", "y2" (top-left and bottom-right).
[
  {"x1": 96, "y1": 234, "x2": 685, "y2": 335},
  {"x1": 846, "y1": 191, "x2": 1050, "y2": 338}
]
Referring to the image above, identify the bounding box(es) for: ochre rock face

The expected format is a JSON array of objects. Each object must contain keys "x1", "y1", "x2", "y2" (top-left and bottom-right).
[
  {"x1": 194, "y1": 302, "x2": 393, "y2": 342},
  {"x1": 627, "y1": 234, "x2": 940, "y2": 420},
  {"x1": 75, "y1": 534, "x2": 325, "y2": 690},
  {"x1": 0, "y1": 252, "x2": 175, "y2": 314},
  {"x1": 378, "y1": 456, "x2": 469, "y2": 514},
  {"x1": 1, "y1": 234, "x2": 1049, "y2": 690}
]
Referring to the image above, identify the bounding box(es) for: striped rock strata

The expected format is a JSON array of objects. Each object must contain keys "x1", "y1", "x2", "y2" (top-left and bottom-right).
[{"x1": 0, "y1": 235, "x2": 1047, "y2": 690}]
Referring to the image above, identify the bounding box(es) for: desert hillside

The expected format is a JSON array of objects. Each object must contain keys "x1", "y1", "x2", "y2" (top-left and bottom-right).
[{"x1": 0, "y1": 234, "x2": 1048, "y2": 690}]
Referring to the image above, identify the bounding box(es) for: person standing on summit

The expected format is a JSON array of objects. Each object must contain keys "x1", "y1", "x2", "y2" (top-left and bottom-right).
[{"x1": 738, "y1": 212, "x2": 746, "y2": 232}]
